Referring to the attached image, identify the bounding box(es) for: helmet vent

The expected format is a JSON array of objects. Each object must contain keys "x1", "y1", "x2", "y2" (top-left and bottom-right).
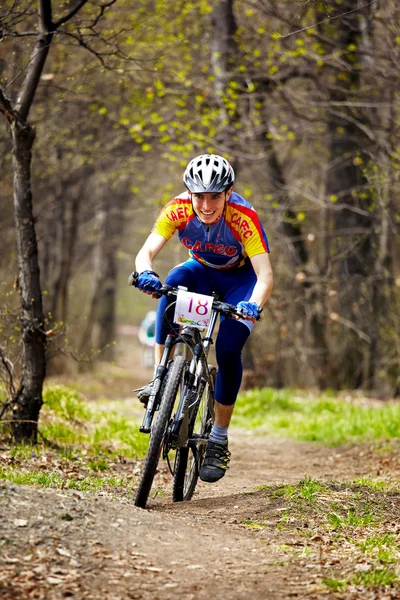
[{"x1": 183, "y1": 153, "x2": 235, "y2": 193}]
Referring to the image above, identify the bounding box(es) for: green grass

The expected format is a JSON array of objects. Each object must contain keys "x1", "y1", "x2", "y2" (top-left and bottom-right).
[
  {"x1": 270, "y1": 477, "x2": 326, "y2": 502},
  {"x1": 44, "y1": 385, "x2": 91, "y2": 421},
  {"x1": 352, "y1": 566, "x2": 398, "y2": 587},
  {"x1": 0, "y1": 384, "x2": 147, "y2": 493},
  {"x1": 322, "y1": 578, "x2": 347, "y2": 591},
  {"x1": 246, "y1": 479, "x2": 400, "y2": 593},
  {"x1": 41, "y1": 384, "x2": 148, "y2": 459},
  {"x1": 0, "y1": 467, "x2": 133, "y2": 492},
  {"x1": 357, "y1": 533, "x2": 400, "y2": 563},
  {"x1": 351, "y1": 477, "x2": 400, "y2": 492},
  {"x1": 326, "y1": 507, "x2": 377, "y2": 530},
  {"x1": 233, "y1": 388, "x2": 400, "y2": 445}
]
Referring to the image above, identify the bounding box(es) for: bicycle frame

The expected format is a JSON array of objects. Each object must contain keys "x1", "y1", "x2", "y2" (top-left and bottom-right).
[
  {"x1": 139, "y1": 303, "x2": 219, "y2": 437},
  {"x1": 169, "y1": 312, "x2": 217, "y2": 447}
]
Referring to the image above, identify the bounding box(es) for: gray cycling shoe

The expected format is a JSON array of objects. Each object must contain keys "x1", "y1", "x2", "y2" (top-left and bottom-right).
[
  {"x1": 134, "y1": 381, "x2": 154, "y2": 407},
  {"x1": 199, "y1": 441, "x2": 231, "y2": 483}
]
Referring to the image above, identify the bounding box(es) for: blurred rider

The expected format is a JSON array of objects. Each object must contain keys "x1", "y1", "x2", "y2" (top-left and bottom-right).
[{"x1": 130, "y1": 154, "x2": 273, "y2": 483}]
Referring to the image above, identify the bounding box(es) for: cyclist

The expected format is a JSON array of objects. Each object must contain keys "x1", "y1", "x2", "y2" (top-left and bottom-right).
[{"x1": 130, "y1": 154, "x2": 273, "y2": 483}]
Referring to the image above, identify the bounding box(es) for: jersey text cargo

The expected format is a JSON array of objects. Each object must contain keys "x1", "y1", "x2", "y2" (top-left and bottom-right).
[{"x1": 152, "y1": 192, "x2": 270, "y2": 270}]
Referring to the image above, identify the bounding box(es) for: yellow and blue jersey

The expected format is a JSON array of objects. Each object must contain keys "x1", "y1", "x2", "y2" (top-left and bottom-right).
[{"x1": 152, "y1": 192, "x2": 270, "y2": 270}]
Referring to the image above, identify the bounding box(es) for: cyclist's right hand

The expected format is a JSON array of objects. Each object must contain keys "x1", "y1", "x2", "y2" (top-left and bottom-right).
[{"x1": 128, "y1": 270, "x2": 162, "y2": 294}]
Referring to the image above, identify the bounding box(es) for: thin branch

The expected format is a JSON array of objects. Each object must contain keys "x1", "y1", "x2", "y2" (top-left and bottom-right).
[
  {"x1": 53, "y1": 0, "x2": 89, "y2": 28},
  {"x1": 329, "y1": 312, "x2": 371, "y2": 344},
  {"x1": 1, "y1": 0, "x2": 18, "y2": 22},
  {"x1": 53, "y1": 0, "x2": 117, "y2": 30},
  {"x1": 272, "y1": 0, "x2": 376, "y2": 39},
  {"x1": 4, "y1": 45, "x2": 50, "y2": 93}
]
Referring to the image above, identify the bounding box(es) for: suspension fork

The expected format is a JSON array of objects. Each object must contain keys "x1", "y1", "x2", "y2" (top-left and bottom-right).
[{"x1": 140, "y1": 334, "x2": 176, "y2": 434}]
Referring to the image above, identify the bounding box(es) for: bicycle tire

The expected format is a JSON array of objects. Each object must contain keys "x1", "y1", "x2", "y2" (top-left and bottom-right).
[
  {"x1": 134, "y1": 355, "x2": 186, "y2": 509},
  {"x1": 172, "y1": 366, "x2": 216, "y2": 502}
]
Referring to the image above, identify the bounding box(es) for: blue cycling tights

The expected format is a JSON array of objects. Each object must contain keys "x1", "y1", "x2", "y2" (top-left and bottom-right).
[{"x1": 155, "y1": 259, "x2": 255, "y2": 405}]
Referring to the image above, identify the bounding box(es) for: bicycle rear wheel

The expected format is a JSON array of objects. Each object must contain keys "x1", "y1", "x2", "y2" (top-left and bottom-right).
[
  {"x1": 172, "y1": 366, "x2": 216, "y2": 502},
  {"x1": 134, "y1": 355, "x2": 186, "y2": 509}
]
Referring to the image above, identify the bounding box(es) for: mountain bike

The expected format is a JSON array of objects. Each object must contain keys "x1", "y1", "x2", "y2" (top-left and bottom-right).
[{"x1": 129, "y1": 275, "x2": 252, "y2": 509}]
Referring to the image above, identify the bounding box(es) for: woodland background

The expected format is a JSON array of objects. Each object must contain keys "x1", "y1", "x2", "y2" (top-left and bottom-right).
[{"x1": 1, "y1": 0, "x2": 400, "y2": 440}]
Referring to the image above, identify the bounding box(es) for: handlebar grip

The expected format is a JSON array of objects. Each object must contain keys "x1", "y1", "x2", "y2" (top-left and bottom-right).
[{"x1": 128, "y1": 271, "x2": 139, "y2": 287}]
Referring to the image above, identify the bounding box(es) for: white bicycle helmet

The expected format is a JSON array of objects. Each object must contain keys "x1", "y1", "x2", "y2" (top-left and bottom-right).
[{"x1": 183, "y1": 154, "x2": 235, "y2": 193}]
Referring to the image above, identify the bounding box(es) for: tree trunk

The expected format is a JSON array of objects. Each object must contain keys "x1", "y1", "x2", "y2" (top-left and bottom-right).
[
  {"x1": 210, "y1": 0, "x2": 240, "y2": 146},
  {"x1": 80, "y1": 191, "x2": 123, "y2": 364},
  {"x1": 11, "y1": 120, "x2": 46, "y2": 442},
  {"x1": 322, "y1": 0, "x2": 378, "y2": 388},
  {"x1": 258, "y1": 99, "x2": 330, "y2": 388},
  {"x1": 50, "y1": 175, "x2": 80, "y2": 324}
]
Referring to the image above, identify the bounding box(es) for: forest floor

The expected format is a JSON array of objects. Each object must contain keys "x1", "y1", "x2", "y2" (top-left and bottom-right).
[
  {"x1": 2, "y1": 432, "x2": 400, "y2": 599},
  {"x1": 1, "y1": 361, "x2": 400, "y2": 599}
]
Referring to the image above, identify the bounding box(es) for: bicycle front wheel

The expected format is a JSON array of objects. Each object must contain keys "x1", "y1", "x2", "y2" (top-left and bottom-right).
[
  {"x1": 134, "y1": 355, "x2": 186, "y2": 509},
  {"x1": 173, "y1": 366, "x2": 216, "y2": 502}
]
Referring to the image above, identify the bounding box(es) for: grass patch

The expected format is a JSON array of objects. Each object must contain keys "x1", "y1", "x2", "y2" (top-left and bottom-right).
[
  {"x1": 322, "y1": 578, "x2": 347, "y2": 591},
  {"x1": 0, "y1": 467, "x2": 133, "y2": 493},
  {"x1": 233, "y1": 388, "x2": 400, "y2": 446},
  {"x1": 357, "y1": 533, "x2": 400, "y2": 563},
  {"x1": 41, "y1": 384, "x2": 148, "y2": 459},
  {"x1": 253, "y1": 479, "x2": 386, "y2": 536},
  {"x1": 0, "y1": 384, "x2": 148, "y2": 493},
  {"x1": 351, "y1": 477, "x2": 400, "y2": 492},
  {"x1": 326, "y1": 507, "x2": 377, "y2": 530},
  {"x1": 352, "y1": 566, "x2": 398, "y2": 587},
  {"x1": 44, "y1": 385, "x2": 91, "y2": 421},
  {"x1": 246, "y1": 479, "x2": 400, "y2": 594},
  {"x1": 271, "y1": 477, "x2": 326, "y2": 502}
]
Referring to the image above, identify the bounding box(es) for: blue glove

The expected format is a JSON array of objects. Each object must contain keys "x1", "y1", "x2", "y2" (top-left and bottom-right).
[
  {"x1": 236, "y1": 301, "x2": 261, "y2": 320},
  {"x1": 135, "y1": 271, "x2": 162, "y2": 293}
]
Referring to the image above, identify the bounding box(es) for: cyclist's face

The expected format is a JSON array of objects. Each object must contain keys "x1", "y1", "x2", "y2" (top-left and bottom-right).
[{"x1": 191, "y1": 188, "x2": 232, "y2": 224}]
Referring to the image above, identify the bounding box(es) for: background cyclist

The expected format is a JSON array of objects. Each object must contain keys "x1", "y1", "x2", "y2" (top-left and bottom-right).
[{"x1": 130, "y1": 154, "x2": 273, "y2": 483}]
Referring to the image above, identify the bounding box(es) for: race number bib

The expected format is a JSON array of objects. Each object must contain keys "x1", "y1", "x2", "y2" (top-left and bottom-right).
[{"x1": 174, "y1": 290, "x2": 214, "y2": 330}]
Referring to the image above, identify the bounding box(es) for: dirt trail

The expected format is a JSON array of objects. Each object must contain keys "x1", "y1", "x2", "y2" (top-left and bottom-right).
[{"x1": 1, "y1": 429, "x2": 384, "y2": 600}]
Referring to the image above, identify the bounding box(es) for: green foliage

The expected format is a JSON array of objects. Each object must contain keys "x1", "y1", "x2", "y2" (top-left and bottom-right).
[
  {"x1": 232, "y1": 388, "x2": 299, "y2": 428},
  {"x1": 274, "y1": 477, "x2": 326, "y2": 502},
  {"x1": 2, "y1": 0, "x2": 400, "y2": 400},
  {"x1": 0, "y1": 468, "x2": 132, "y2": 492},
  {"x1": 233, "y1": 389, "x2": 400, "y2": 446},
  {"x1": 43, "y1": 385, "x2": 91, "y2": 422},
  {"x1": 352, "y1": 566, "x2": 398, "y2": 587},
  {"x1": 41, "y1": 384, "x2": 147, "y2": 459},
  {"x1": 326, "y1": 507, "x2": 376, "y2": 530},
  {"x1": 357, "y1": 533, "x2": 400, "y2": 563},
  {"x1": 322, "y1": 578, "x2": 347, "y2": 591}
]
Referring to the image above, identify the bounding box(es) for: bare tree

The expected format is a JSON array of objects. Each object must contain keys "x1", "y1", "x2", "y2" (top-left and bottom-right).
[{"x1": 0, "y1": 0, "x2": 116, "y2": 441}]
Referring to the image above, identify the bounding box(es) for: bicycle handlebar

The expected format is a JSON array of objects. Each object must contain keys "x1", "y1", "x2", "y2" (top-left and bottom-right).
[{"x1": 129, "y1": 271, "x2": 262, "y2": 321}]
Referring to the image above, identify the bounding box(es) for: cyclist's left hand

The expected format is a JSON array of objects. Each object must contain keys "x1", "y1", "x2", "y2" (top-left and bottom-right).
[{"x1": 235, "y1": 300, "x2": 261, "y2": 321}]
